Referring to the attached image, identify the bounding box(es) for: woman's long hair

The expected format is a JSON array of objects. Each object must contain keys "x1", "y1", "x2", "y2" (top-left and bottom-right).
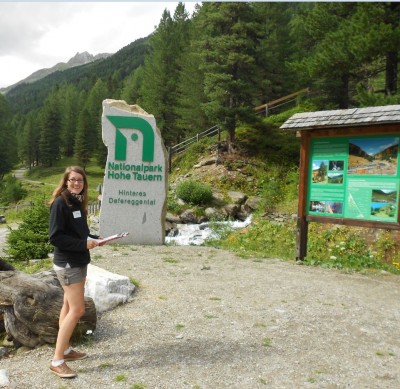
[{"x1": 49, "y1": 166, "x2": 89, "y2": 213}]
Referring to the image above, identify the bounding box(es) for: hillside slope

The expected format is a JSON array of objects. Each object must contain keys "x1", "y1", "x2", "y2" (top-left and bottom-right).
[{"x1": 5, "y1": 37, "x2": 149, "y2": 114}]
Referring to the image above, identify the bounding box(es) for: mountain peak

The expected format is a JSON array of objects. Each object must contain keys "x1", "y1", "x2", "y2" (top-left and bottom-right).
[
  {"x1": 1, "y1": 51, "x2": 112, "y2": 94},
  {"x1": 67, "y1": 51, "x2": 94, "y2": 66}
]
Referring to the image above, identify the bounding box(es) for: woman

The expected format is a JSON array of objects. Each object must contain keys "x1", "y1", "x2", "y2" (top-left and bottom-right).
[{"x1": 48, "y1": 166, "x2": 99, "y2": 378}]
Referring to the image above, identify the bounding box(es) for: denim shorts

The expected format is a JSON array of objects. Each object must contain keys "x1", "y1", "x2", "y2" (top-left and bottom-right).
[{"x1": 54, "y1": 264, "x2": 88, "y2": 286}]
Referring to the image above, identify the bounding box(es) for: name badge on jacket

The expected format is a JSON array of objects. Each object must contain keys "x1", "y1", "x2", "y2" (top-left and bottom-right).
[{"x1": 73, "y1": 211, "x2": 82, "y2": 218}]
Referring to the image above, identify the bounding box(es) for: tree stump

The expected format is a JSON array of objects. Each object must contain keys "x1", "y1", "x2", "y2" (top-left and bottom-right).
[{"x1": 0, "y1": 261, "x2": 96, "y2": 348}]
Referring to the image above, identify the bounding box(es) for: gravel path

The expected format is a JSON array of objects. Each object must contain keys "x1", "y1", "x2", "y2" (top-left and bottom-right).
[{"x1": 1, "y1": 244, "x2": 400, "y2": 389}]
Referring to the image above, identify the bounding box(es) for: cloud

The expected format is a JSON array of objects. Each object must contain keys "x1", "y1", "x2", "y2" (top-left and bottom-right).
[
  {"x1": 0, "y1": 3, "x2": 77, "y2": 55},
  {"x1": 0, "y1": 2, "x2": 196, "y2": 88}
]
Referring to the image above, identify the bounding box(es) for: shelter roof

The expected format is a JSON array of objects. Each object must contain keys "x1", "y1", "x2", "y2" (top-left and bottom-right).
[{"x1": 280, "y1": 105, "x2": 400, "y2": 131}]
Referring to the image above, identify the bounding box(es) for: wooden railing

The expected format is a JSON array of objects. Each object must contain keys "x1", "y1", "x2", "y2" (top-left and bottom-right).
[
  {"x1": 168, "y1": 125, "x2": 221, "y2": 172},
  {"x1": 254, "y1": 88, "x2": 309, "y2": 117}
]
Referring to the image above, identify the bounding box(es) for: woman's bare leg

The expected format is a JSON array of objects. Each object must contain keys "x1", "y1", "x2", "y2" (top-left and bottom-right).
[
  {"x1": 52, "y1": 279, "x2": 86, "y2": 361},
  {"x1": 59, "y1": 295, "x2": 69, "y2": 328}
]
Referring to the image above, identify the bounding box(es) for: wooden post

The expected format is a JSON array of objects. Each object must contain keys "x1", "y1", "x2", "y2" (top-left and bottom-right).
[
  {"x1": 168, "y1": 146, "x2": 172, "y2": 173},
  {"x1": 296, "y1": 131, "x2": 310, "y2": 260},
  {"x1": 296, "y1": 217, "x2": 308, "y2": 260}
]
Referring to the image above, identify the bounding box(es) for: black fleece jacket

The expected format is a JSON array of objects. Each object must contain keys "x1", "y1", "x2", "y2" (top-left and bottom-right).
[{"x1": 49, "y1": 192, "x2": 97, "y2": 268}]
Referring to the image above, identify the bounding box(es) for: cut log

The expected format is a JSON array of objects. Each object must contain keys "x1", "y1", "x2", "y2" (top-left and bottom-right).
[{"x1": 0, "y1": 269, "x2": 96, "y2": 348}]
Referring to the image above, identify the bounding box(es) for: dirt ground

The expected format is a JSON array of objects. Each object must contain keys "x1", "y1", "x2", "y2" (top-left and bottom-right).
[{"x1": 1, "y1": 243, "x2": 400, "y2": 388}]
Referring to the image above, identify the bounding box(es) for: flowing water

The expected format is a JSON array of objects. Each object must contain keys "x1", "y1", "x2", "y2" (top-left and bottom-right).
[{"x1": 166, "y1": 215, "x2": 252, "y2": 246}]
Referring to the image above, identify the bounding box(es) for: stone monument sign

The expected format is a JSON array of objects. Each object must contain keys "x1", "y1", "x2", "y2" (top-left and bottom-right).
[{"x1": 100, "y1": 99, "x2": 167, "y2": 245}]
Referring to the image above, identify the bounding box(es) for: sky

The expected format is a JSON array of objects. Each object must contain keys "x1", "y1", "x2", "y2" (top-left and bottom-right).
[{"x1": 0, "y1": 1, "x2": 198, "y2": 88}]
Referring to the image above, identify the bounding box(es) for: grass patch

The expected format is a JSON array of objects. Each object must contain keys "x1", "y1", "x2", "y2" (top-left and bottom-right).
[
  {"x1": 262, "y1": 337, "x2": 272, "y2": 348},
  {"x1": 129, "y1": 277, "x2": 140, "y2": 288},
  {"x1": 0, "y1": 158, "x2": 104, "y2": 226},
  {"x1": 206, "y1": 217, "x2": 296, "y2": 260},
  {"x1": 115, "y1": 374, "x2": 128, "y2": 382},
  {"x1": 131, "y1": 384, "x2": 147, "y2": 389},
  {"x1": 163, "y1": 258, "x2": 179, "y2": 264},
  {"x1": 12, "y1": 258, "x2": 53, "y2": 273},
  {"x1": 99, "y1": 363, "x2": 114, "y2": 369},
  {"x1": 207, "y1": 213, "x2": 400, "y2": 274},
  {"x1": 376, "y1": 350, "x2": 395, "y2": 357},
  {"x1": 254, "y1": 322, "x2": 266, "y2": 328}
]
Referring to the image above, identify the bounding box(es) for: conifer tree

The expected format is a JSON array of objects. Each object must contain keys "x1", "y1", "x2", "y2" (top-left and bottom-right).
[
  {"x1": 253, "y1": 2, "x2": 300, "y2": 103},
  {"x1": 139, "y1": 2, "x2": 191, "y2": 146},
  {"x1": 0, "y1": 94, "x2": 15, "y2": 179},
  {"x1": 85, "y1": 79, "x2": 109, "y2": 167},
  {"x1": 20, "y1": 113, "x2": 40, "y2": 168},
  {"x1": 38, "y1": 91, "x2": 62, "y2": 166},
  {"x1": 74, "y1": 106, "x2": 92, "y2": 169},
  {"x1": 195, "y1": 2, "x2": 262, "y2": 152},
  {"x1": 121, "y1": 65, "x2": 144, "y2": 105},
  {"x1": 289, "y1": 2, "x2": 400, "y2": 108},
  {"x1": 59, "y1": 84, "x2": 81, "y2": 157},
  {"x1": 175, "y1": 5, "x2": 210, "y2": 137},
  {"x1": 353, "y1": 2, "x2": 400, "y2": 96}
]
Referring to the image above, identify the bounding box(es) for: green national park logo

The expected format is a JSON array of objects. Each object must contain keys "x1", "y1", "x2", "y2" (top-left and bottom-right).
[
  {"x1": 105, "y1": 115, "x2": 163, "y2": 184},
  {"x1": 106, "y1": 115, "x2": 155, "y2": 162}
]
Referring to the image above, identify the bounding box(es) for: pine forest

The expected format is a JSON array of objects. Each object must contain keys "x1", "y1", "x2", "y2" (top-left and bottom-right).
[{"x1": 0, "y1": 1, "x2": 399, "y2": 179}]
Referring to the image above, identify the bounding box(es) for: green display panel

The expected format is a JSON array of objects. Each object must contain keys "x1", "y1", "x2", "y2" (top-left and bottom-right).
[{"x1": 307, "y1": 135, "x2": 399, "y2": 222}]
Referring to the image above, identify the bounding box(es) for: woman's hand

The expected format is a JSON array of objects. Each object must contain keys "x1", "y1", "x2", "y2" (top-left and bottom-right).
[{"x1": 87, "y1": 240, "x2": 99, "y2": 249}]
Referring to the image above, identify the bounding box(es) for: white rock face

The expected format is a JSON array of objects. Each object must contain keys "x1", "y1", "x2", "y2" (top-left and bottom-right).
[{"x1": 85, "y1": 264, "x2": 135, "y2": 313}]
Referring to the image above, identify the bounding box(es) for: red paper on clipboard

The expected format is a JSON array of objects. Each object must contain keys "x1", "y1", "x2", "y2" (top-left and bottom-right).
[{"x1": 96, "y1": 232, "x2": 129, "y2": 246}]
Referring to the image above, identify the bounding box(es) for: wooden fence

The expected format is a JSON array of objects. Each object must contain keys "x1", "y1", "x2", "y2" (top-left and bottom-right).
[
  {"x1": 168, "y1": 125, "x2": 221, "y2": 173},
  {"x1": 254, "y1": 88, "x2": 309, "y2": 117},
  {"x1": 88, "y1": 203, "x2": 101, "y2": 215}
]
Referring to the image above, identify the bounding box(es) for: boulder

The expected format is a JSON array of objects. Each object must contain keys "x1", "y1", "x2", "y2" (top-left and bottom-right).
[
  {"x1": 166, "y1": 212, "x2": 181, "y2": 224},
  {"x1": 244, "y1": 196, "x2": 262, "y2": 212},
  {"x1": 223, "y1": 203, "x2": 240, "y2": 218},
  {"x1": 205, "y1": 207, "x2": 225, "y2": 220},
  {"x1": 0, "y1": 369, "x2": 10, "y2": 388},
  {"x1": 179, "y1": 209, "x2": 198, "y2": 224},
  {"x1": 85, "y1": 264, "x2": 135, "y2": 313},
  {"x1": 211, "y1": 191, "x2": 225, "y2": 206},
  {"x1": 227, "y1": 191, "x2": 247, "y2": 205}
]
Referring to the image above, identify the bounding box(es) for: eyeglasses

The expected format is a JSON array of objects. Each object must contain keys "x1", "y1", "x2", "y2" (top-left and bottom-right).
[{"x1": 68, "y1": 179, "x2": 84, "y2": 184}]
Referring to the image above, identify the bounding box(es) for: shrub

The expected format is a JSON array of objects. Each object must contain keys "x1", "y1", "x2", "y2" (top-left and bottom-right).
[
  {"x1": 176, "y1": 179, "x2": 213, "y2": 206},
  {"x1": 6, "y1": 197, "x2": 52, "y2": 261},
  {"x1": 207, "y1": 218, "x2": 296, "y2": 260},
  {"x1": 305, "y1": 224, "x2": 399, "y2": 272},
  {"x1": 0, "y1": 175, "x2": 27, "y2": 204},
  {"x1": 258, "y1": 166, "x2": 290, "y2": 212}
]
